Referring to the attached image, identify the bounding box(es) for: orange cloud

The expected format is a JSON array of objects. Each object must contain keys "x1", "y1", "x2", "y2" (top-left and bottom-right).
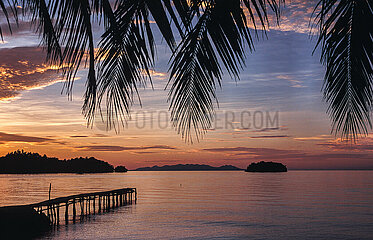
[
  {"x1": 0, "y1": 131, "x2": 52, "y2": 144},
  {"x1": 0, "y1": 47, "x2": 64, "y2": 101},
  {"x1": 75, "y1": 145, "x2": 178, "y2": 152}
]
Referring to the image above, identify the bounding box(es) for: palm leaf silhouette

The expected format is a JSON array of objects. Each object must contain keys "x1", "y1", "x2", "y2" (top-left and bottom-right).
[
  {"x1": 0, "y1": 0, "x2": 12, "y2": 40},
  {"x1": 95, "y1": 0, "x2": 178, "y2": 130},
  {"x1": 314, "y1": 0, "x2": 373, "y2": 141},
  {"x1": 168, "y1": 0, "x2": 281, "y2": 141},
  {"x1": 1, "y1": 0, "x2": 373, "y2": 142},
  {"x1": 22, "y1": 0, "x2": 62, "y2": 66}
]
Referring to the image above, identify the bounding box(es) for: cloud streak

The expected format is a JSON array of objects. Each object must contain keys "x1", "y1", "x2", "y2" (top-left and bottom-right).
[
  {"x1": 76, "y1": 145, "x2": 178, "y2": 152},
  {"x1": 0, "y1": 132, "x2": 52, "y2": 144},
  {"x1": 318, "y1": 138, "x2": 373, "y2": 151},
  {"x1": 0, "y1": 47, "x2": 63, "y2": 101},
  {"x1": 203, "y1": 146, "x2": 373, "y2": 169},
  {"x1": 248, "y1": 135, "x2": 290, "y2": 139}
]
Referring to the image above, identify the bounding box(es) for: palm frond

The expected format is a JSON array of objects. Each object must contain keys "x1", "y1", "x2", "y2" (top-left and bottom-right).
[
  {"x1": 168, "y1": 9, "x2": 217, "y2": 142},
  {"x1": 315, "y1": 0, "x2": 373, "y2": 141},
  {"x1": 145, "y1": 0, "x2": 175, "y2": 48},
  {"x1": 0, "y1": 0, "x2": 15, "y2": 40},
  {"x1": 17, "y1": 0, "x2": 96, "y2": 110},
  {"x1": 97, "y1": 0, "x2": 144, "y2": 130},
  {"x1": 4, "y1": 0, "x2": 284, "y2": 142},
  {"x1": 22, "y1": 0, "x2": 62, "y2": 65},
  {"x1": 49, "y1": 0, "x2": 96, "y2": 115},
  {"x1": 95, "y1": 0, "x2": 172, "y2": 129},
  {"x1": 168, "y1": 0, "x2": 282, "y2": 142}
]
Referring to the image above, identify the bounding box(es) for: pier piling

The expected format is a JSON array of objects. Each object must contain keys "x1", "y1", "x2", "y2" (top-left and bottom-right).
[{"x1": 18, "y1": 188, "x2": 137, "y2": 225}]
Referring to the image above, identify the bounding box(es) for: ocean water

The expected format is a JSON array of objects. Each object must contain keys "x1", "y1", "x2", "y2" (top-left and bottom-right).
[{"x1": 0, "y1": 171, "x2": 372, "y2": 239}]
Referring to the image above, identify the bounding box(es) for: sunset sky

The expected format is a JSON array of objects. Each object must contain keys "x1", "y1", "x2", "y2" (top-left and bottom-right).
[{"x1": 1, "y1": 0, "x2": 372, "y2": 170}]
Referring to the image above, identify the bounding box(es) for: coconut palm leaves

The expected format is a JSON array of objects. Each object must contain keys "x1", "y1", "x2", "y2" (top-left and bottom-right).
[
  {"x1": 0, "y1": 1, "x2": 9, "y2": 39},
  {"x1": 1, "y1": 0, "x2": 282, "y2": 141},
  {"x1": 1, "y1": 0, "x2": 373, "y2": 142},
  {"x1": 21, "y1": 0, "x2": 61, "y2": 65},
  {"x1": 96, "y1": 0, "x2": 177, "y2": 130},
  {"x1": 95, "y1": 0, "x2": 282, "y2": 141},
  {"x1": 168, "y1": 0, "x2": 281, "y2": 141},
  {"x1": 315, "y1": 0, "x2": 373, "y2": 140}
]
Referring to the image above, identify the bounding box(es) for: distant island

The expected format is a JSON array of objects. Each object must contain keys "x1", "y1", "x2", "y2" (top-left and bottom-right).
[
  {"x1": 0, "y1": 150, "x2": 127, "y2": 174},
  {"x1": 245, "y1": 161, "x2": 287, "y2": 172},
  {"x1": 114, "y1": 166, "x2": 128, "y2": 172},
  {"x1": 135, "y1": 164, "x2": 243, "y2": 171}
]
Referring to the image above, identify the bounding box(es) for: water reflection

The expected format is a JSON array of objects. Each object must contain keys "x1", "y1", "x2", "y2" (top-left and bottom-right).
[{"x1": 0, "y1": 171, "x2": 372, "y2": 239}]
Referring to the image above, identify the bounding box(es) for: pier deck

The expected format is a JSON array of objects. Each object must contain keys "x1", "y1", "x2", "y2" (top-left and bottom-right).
[{"x1": 3, "y1": 187, "x2": 137, "y2": 225}]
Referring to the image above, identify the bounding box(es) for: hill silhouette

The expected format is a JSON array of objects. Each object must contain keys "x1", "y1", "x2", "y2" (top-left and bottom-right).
[
  {"x1": 135, "y1": 164, "x2": 242, "y2": 171},
  {"x1": 0, "y1": 150, "x2": 116, "y2": 174},
  {"x1": 114, "y1": 166, "x2": 128, "y2": 172},
  {"x1": 245, "y1": 161, "x2": 287, "y2": 172}
]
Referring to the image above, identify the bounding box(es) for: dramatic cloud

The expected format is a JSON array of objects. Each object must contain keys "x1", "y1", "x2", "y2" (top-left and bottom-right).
[
  {"x1": 134, "y1": 151, "x2": 157, "y2": 154},
  {"x1": 93, "y1": 134, "x2": 110, "y2": 138},
  {"x1": 242, "y1": 0, "x2": 318, "y2": 33},
  {"x1": 0, "y1": 131, "x2": 52, "y2": 144},
  {"x1": 69, "y1": 134, "x2": 112, "y2": 138},
  {"x1": 203, "y1": 146, "x2": 373, "y2": 169},
  {"x1": 251, "y1": 127, "x2": 288, "y2": 132},
  {"x1": 248, "y1": 135, "x2": 290, "y2": 139},
  {"x1": 0, "y1": 20, "x2": 34, "y2": 37},
  {"x1": 294, "y1": 135, "x2": 333, "y2": 141},
  {"x1": 318, "y1": 138, "x2": 373, "y2": 151},
  {"x1": 76, "y1": 145, "x2": 178, "y2": 152},
  {"x1": 0, "y1": 47, "x2": 63, "y2": 101},
  {"x1": 70, "y1": 135, "x2": 89, "y2": 138},
  {"x1": 273, "y1": 0, "x2": 318, "y2": 33},
  {"x1": 202, "y1": 147, "x2": 297, "y2": 155},
  {"x1": 277, "y1": 75, "x2": 305, "y2": 88}
]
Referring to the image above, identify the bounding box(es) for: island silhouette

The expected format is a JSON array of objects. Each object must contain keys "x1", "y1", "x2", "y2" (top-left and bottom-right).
[
  {"x1": 135, "y1": 164, "x2": 243, "y2": 171},
  {"x1": 114, "y1": 166, "x2": 128, "y2": 172},
  {"x1": 245, "y1": 161, "x2": 287, "y2": 172},
  {"x1": 0, "y1": 150, "x2": 127, "y2": 174}
]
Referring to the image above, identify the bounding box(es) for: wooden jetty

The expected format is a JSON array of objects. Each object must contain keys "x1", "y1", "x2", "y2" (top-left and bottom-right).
[{"x1": 29, "y1": 187, "x2": 137, "y2": 225}]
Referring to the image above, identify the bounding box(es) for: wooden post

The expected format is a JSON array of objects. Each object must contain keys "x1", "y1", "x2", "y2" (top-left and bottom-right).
[
  {"x1": 73, "y1": 199, "x2": 76, "y2": 222},
  {"x1": 24, "y1": 188, "x2": 136, "y2": 226},
  {"x1": 65, "y1": 201, "x2": 69, "y2": 224},
  {"x1": 102, "y1": 196, "x2": 104, "y2": 212},
  {"x1": 57, "y1": 204, "x2": 60, "y2": 225},
  {"x1": 104, "y1": 195, "x2": 107, "y2": 211},
  {"x1": 92, "y1": 196, "x2": 96, "y2": 214},
  {"x1": 98, "y1": 196, "x2": 101, "y2": 213},
  {"x1": 116, "y1": 193, "x2": 119, "y2": 207},
  {"x1": 86, "y1": 197, "x2": 88, "y2": 215},
  {"x1": 47, "y1": 205, "x2": 50, "y2": 220},
  {"x1": 80, "y1": 198, "x2": 84, "y2": 217},
  {"x1": 49, "y1": 183, "x2": 52, "y2": 200},
  {"x1": 51, "y1": 204, "x2": 55, "y2": 224},
  {"x1": 113, "y1": 193, "x2": 116, "y2": 207},
  {"x1": 88, "y1": 197, "x2": 90, "y2": 214},
  {"x1": 102, "y1": 195, "x2": 104, "y2": 211},
  {"x1": 105, "y1": 195, "x2": 107, "y2": 211},
  {"x1": 112, "y1": 193, "x2": 115, "y2": 208}
]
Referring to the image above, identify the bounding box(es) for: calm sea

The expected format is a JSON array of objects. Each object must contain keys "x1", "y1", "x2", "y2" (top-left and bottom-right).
[{"x1": 0, "y1": 171, "x2": 372, "y2": 240}]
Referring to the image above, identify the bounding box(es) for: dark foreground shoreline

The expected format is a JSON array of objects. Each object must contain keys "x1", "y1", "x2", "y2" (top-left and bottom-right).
[
  {"x1": 0, "y1": 150, "x2": 127, "y2": 174},
  {"x1": 134, "y1": 164, "x2": 243, "y2": 171},
  {"x1": 0, "y1": 188, "x2": 136, "y2": 239}
]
